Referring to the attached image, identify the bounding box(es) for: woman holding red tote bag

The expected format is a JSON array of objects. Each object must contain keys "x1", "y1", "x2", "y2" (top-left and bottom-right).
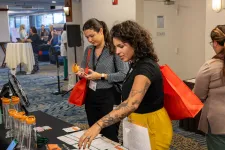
[
  {"x1": 75, "y1": 18, "x2": 128, "y2": 143},
  {"x1": 78, "y1": 20, "x2": 173, "y2": 150}
]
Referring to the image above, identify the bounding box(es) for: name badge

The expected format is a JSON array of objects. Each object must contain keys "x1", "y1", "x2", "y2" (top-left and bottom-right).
[{"x1": 89, "y1": 81, "x2": 97, "y2": 91}]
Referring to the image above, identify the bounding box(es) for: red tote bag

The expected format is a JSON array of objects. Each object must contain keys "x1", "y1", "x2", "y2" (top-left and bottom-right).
[
  {"x1": 68, "y1": 49, "x2": 91, "y2": 106},
  {"x1": 160, "y1": 65, "x2": 203, "y2": 120}
]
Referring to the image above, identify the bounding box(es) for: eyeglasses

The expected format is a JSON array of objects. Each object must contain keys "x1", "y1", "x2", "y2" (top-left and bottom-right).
[{"x1": 209, "y1": 41, "x2": 213, "y2": 47}]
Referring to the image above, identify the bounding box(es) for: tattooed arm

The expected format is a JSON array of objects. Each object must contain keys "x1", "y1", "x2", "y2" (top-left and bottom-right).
[
  {"x1": 97, "y1": 74, "x2": 151, "y2": 129},
  {"x1": 78, "y1": 74, "x2": 151, "y2": 149}
]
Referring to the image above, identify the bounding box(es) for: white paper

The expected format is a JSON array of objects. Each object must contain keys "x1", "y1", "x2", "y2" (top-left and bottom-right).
[
  {"x1": 57, "y1": 136, "x2": 78, "y2": 145},
  {"x1": 91, "y1": 138, "x2": 115, "y2": 150},
  {"x1": 63, "y1": 126, "x2": 81, "y2": 132},
  {"x1": 69, "y1": 131, "x2": 101, "y2": 139},
  {"x1": 123, "y1": 118, "x2": 151, "y2": 150},
  {"x1": 64, "y1": 134, "x2": 79, "y2": 141},
  {"x1": 72, "y1": 144, "x2": 99, "y2": 150}
]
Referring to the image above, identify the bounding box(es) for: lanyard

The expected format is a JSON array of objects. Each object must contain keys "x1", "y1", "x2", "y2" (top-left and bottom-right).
[
  {"x1": 123, "y1": 63, "x2": 134, "y2": 84},
  {"x1": 92, "y1": 47, "x2": 104, "y2": 71}
]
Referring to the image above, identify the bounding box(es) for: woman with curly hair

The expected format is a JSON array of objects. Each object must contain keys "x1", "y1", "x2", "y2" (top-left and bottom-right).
[{"x1": 79, "y1": 20, "x2": 173, "y2": 150}]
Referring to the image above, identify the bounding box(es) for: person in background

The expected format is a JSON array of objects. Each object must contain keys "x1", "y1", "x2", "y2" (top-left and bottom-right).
[
  {"x1": 40, "y1": 24, "x2": 49, "y2": 42},
  {"x1": 78, "y1": 20, "x2": 173, "y2": 150},
  {"x1": 19, "y1": 24, "x2": 27, "y2": 40},
  {"x1": 61, "y1": 23, "x2": 68, "y2": 80},
  {"x1": 76, "y1": 18, "x2": 128, "y2": 142},
  {"x1": 193, "y1": 25, "x2": 225, "y2": 150},
  {"x1": 24, "y1": 27, "x2": 41, "y2": 74},
  {"x1": 47, "y1": 25, "x2": 54, "y2": 45}
]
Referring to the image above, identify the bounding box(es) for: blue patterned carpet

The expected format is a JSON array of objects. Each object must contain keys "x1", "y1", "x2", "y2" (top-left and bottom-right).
[
  {"x1": 0, "y1": 63, "x2": 207, "y2": 150},
  {"x1": 0, "y1": 63, "x2": 87, "y2": 125}
]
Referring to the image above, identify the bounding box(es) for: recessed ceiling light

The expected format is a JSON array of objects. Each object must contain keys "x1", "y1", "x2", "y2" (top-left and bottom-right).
[{"x1": 52, "y1": 1, "x2": 56, "y2": 3}]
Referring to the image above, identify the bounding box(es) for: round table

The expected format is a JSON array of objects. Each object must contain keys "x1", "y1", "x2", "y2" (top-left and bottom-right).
[{"x1": 5, "y1": 43, "x2": 35, "y2": 74}]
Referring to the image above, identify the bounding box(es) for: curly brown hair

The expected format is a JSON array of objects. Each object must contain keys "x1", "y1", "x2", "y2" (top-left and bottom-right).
[{"x1": 110, "y1": 20, "x2": 159, "y2": 62}]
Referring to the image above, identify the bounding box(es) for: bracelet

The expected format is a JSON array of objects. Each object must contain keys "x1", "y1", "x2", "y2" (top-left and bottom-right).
[{"x1": 96, "y1": 122, "x2": 103, "y2": 130}]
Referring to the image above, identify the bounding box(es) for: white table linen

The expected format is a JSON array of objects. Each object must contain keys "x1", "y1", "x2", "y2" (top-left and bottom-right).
[{"x1": 5, "y1": 43, "x2": 35, "y2": 74}]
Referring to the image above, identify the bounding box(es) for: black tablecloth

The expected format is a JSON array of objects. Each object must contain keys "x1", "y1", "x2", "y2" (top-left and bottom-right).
[
  {"x1": 179, "y1": 81, "x2": 204, "y2": 135},
  {"x1": 0, "y1": 111, "x2": 75, "y2": 149}
]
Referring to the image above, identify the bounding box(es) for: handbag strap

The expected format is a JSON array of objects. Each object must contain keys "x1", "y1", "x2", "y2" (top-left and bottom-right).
[{"x1": 86, "y1": 48, "x2": 92, "y2": 68}]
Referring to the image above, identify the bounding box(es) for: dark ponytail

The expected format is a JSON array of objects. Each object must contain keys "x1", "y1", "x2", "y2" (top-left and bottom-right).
[{"x1": 83, "y1": 18, "x2": 113, "y2": 54}]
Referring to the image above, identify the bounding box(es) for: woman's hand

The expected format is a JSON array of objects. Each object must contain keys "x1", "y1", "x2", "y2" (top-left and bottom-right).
[
  {"x1": 78, "y1": 123, "x2": 102, "y2": 149},
  {"x1": 75, "y1": 68, "x2": 86, "y2": 78},
  {"x1": 84, "y1": 69, "x2": 101, "y2": 80}
]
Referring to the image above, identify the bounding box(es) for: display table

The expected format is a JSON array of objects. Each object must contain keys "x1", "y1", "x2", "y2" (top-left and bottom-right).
[
  {"x1": 0, "y1": 111, "x2": 76, "y2": 150},
  {"x1": 179, "y1": 80, "x2": 204, "y2": 135},
  {"x1": 5, "y1": 43, "x2": 35, "y2": 74}
]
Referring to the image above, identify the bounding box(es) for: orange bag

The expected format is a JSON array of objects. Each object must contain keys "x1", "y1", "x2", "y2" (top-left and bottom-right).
[
  {"x1": 160, "y1": 65, "x2": 203, "y2": 120},
  {"x1": 68, "y1": 49, "x2": 91, "y2": 106}
]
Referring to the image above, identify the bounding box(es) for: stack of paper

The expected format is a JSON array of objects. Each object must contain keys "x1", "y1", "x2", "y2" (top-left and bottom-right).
[{"x1": 57, "y1": 130, "x2": 128, "y2": 150}]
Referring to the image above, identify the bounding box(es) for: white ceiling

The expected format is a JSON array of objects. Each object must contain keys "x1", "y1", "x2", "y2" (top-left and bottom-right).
[{"x1": 0, "y1": 0, "x2": 65, "y2": 15}]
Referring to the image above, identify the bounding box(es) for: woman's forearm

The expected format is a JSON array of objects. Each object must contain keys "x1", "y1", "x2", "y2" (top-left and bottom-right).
[
  {"x1": 97, "y1": 100, "x2": 136, "y2": 128},
  {"x1": 97, "y1": 78, "x2": 150, "y2": 128}
]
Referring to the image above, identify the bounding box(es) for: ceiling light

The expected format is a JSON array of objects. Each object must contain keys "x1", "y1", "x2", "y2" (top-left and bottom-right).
[
  {"x1": 212, "y1": 0, "x2": 222, "y2": 13},
  {"x1": 52, "y1": 1, "x2": 56, "y2": 3}
]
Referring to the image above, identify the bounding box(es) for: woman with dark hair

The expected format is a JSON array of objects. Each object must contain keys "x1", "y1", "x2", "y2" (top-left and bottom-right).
[
  {"x1": 79, "y1": 20, "x2": 173, "y2": 150},
  {"x1": 25, "y1": 26, "x2": 41, "y2": 73},
  {"x1": 60, "y1": 23, "x2": 68, "y2": 80},
  {"x1": 193, "y1": 25, "x2": 225, "y2": 150},
  {"x1": 76, "y1": 18, "x2": 128, "y2": 142}
]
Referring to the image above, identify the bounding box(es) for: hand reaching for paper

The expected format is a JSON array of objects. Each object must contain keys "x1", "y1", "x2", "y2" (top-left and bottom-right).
[{"x1": 78, "y1": 123, "x2": 102, "y2": 149}]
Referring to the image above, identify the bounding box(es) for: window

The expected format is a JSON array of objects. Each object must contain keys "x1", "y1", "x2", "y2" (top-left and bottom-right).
[
  {"x1": 9, "y1": 17, "x2": 15, "y2": 28},
  {"x1": 42, "y1": 14, "x2": 53, "y2": 26},
  {"x1": 36, "y1": 15, "x2": 43, "y2": 28},
  {"x1": 53, "y1": 13, "x2": 65, "y2": 24},
  {"x1": 15, "y1": 17, "x2": 21, "y2": 28}
]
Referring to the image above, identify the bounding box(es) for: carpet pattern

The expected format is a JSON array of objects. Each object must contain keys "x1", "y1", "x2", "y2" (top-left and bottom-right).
[{"x1": 0, "y1": 63, "x2": 207, "y2": 150}]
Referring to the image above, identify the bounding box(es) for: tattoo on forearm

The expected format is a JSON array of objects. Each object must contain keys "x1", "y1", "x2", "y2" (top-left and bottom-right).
[
  {"x1": 101, "y1": 102, "x2": 135, "y2": 128},
  {"x1": 130, "y1": 82, "x2": 150, "y2": 98},
  {"x1": 100, "y1": 81, "x2": 150, "y2": 128}
]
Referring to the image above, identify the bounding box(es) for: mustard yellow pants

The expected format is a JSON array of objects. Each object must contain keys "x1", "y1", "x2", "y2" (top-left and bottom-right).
[{"x1": 128, "y1": 107, "x2": 173, "y2": 150}]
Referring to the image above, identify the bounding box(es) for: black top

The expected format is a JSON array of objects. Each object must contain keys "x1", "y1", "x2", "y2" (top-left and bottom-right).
[
  {"x1": 122, "y1": 57, "x2": 164, "y2": 114},
  {"x1": 28, "y1": 34, "x2": 41, "y2": 54},
  {"x1": 41, "y1": 31, "x2": 44, "y2": 36}
]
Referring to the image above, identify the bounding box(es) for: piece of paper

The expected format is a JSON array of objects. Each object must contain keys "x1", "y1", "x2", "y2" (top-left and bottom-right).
[
  {"x1": 72, "y1": 144, "x2": 99, "y2": 150},
  {"x1": 91, "y1": 138, "x2": 116, "y2": 150},
  {"x1": 64, "y1": 134, "x2": 79, "y2": 141},
  {"x1": 33, "y1": 127, "x2": 44, "y2": 132},
  {"x1": 63, "y1": 126, "x2": 81, "y2": 132},
  {"x1": 69, "y1": 131, "x2": 101, "y2": 139},
  {"x1": 57, "y1": 136, "x2": 78, "y2": 145},
  {"x1": 123, "y1": 118, "x2": 151, "y2": 150},
  {"x1": 42, "y1": 126, "x2": 52, "y2": 130},
  {"x1": 113, "y1": 145, "x2": 129, "y2": 150}
]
